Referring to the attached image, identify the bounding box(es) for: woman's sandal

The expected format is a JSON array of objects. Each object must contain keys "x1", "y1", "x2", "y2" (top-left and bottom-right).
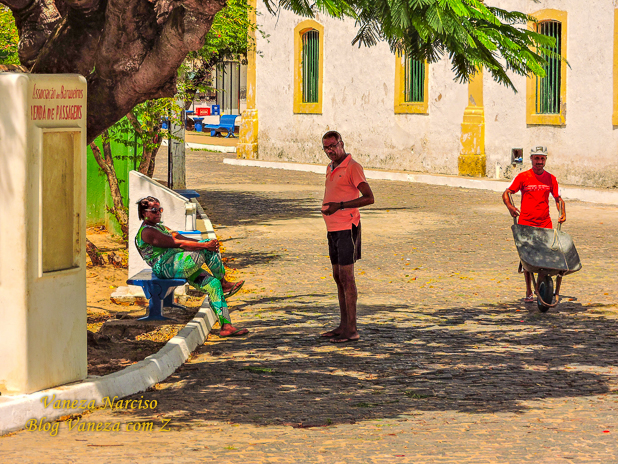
[
  {"x1": 224, "y1": 280, "x2": 245, "y2": 298},
  {"x1": 524, "y1": 294, "x2": 535, "y2": 303},
  {"x1": 219, "y1": 328, "x2": 249, "y2": 337}
]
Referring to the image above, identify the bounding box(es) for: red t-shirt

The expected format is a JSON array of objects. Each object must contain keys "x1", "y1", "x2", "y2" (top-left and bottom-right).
[
  {"x1": 509, "y1": 169, "x2": 559, "y2": 228},
  {"x1": 322, "y1": 155, "x2": 367, "y2": 232}
]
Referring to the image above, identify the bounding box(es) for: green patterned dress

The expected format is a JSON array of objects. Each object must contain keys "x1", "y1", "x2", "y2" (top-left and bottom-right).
[{"x1": 135, "y1": 222, "x2": 231, "y2": 325}]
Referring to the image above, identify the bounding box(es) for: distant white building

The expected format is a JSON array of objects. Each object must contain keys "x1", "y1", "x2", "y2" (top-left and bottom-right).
[{"x1": 238, "y1": 1, "x2": 618, "y2": 188}]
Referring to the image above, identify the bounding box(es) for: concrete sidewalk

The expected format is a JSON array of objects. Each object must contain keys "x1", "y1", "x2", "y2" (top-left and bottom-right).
[{"x1": 225, "y1": 157, "x2": 618, "y2": 206}]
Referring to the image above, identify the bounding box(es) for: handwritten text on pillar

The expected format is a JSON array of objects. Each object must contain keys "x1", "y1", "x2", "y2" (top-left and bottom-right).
[{"x1": 30, "y1": 85, "x2": 84, "y2": 121}]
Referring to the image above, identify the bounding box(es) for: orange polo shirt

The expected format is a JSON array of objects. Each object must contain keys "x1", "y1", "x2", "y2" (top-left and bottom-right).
[{"x1": 322, "y1": 155, "x2": 367, "y2": 232}]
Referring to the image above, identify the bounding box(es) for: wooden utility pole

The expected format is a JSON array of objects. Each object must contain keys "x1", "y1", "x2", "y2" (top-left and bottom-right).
[{"x1": 168, "y1": 106, "x2": 186, "y2": 189}]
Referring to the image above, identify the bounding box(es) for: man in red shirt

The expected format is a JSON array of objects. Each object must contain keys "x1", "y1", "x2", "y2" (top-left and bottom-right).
[
  {"x1": 321, "y1": 131, "x2": 374, "y2": 343},
  {"x1": 502, "y1": 146, "x2": 566, "y2": 302}
]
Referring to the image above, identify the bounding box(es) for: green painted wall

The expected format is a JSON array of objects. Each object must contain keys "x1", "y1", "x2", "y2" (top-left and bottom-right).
[{"x1": 87, "y1": 133, "x2": 142, "y2": 237}]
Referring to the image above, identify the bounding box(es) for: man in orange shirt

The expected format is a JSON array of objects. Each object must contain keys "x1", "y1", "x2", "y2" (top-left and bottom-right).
[
  {"x1": 503, "y1": 146, "x2": 566, "y2": 302},
  {"x1": 320, "y1": 131, "x2": 374, "y2": 343}
]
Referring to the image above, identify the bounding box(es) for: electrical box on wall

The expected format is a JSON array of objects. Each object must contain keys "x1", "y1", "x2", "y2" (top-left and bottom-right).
[{"x1": 511, "y1": 148, "x2": 523, "y2": 165}]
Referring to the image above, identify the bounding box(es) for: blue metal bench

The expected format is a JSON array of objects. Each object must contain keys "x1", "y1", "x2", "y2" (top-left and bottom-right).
[
  {"x1": 174, "y1": 189, "x2": 200, "y2": 200},
  {"x1": 127, "y1": 269, "x2": 187, "y2": 321},
  {"x1": 204, "y1": 115, "x2": 238, "y2": 138}
]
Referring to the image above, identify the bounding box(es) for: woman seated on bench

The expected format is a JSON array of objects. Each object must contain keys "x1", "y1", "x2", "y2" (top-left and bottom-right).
[{"x1": 135, "y1": 196, "x2": 248, "y2": 337}]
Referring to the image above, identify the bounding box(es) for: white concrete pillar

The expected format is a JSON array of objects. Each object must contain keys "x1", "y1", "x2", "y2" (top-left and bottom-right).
[{"x1": 0, "y1": 73, "x2": 88, "y2": 395}]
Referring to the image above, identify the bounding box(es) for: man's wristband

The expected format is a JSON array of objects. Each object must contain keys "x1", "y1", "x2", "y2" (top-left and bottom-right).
[{"x1": 340, "y1": 201, "x2": 344, "y2": 210}]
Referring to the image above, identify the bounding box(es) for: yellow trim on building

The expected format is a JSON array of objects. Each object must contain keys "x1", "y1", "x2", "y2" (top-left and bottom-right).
[
  {"x1": 526, "y1": 9, "x2": 568, "y2": 126},
  {"x1": 237, "y1": 0, "x2": 258, "y2": 159},
  {"x1": 394, "y1": 54, "x2": 429, "y2": 114},
  {"x1": 293, "y1": 20, "x2": 324, "y2": 114},
  {"x1": 458, "y1": 70, "x2": 486, "y2": 177},
  {"x1": 612, "y1": 8, "x2": 618, "y2": 126}
]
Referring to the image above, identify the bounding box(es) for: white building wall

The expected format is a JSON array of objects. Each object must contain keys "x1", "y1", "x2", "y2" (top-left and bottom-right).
[
  {"x1": 486, "y1": 0, "x2": 618, "y2": 187},
  {"x1": 255, "y1": 8, "x2": 469, "y2": 174},
  {"x1": 255, "y1": 1, "x2": 618, "y2": 188}
]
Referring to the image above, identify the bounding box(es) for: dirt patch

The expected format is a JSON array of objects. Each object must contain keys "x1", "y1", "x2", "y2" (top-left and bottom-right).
[
  {"x1": 86, "y1": 305, "x2": 202, "y2": 377},
  {"x1": 86, "y1": 228, "x2": 205, "y2": 377}
]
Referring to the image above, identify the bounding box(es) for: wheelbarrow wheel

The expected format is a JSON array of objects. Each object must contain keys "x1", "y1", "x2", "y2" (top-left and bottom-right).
[{"x1": 537, "y1": 275, "x2": 554, "y2": 313}]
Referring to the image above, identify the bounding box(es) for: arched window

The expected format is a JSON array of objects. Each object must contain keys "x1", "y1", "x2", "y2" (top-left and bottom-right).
[
  {"x1": 395, "y1": 54, "x2": 429, "y2": 114},
  {"x1": 526, "y1": 9, "x2": 567, "y2": 125},
  {"x1": 294, "y1": 20, "x2": 324, "y2": 113}
]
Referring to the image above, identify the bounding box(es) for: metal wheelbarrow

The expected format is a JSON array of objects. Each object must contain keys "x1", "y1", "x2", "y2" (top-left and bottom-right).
[{"x1": 510, "y1": 218, "x2": 582, "y2": 312}]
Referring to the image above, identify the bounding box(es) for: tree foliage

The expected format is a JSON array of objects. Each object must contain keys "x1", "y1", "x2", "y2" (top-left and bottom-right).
[
  {"x1": 0, "y1": 0, "x2": 557, "y2": 142},
  {"x1": 264, "y1": 0, "x2": 556, "y2": 91},
  {"x1": 179, "y1": 0, "x2": 255, "y2": 106},
  {"x1": 84, "y1": 0, "x2": 253, "y2": 238},
  {"x1": 0, "y1": 6, "x2": 18, "y2": 65},
  {"x1": 197, "y1": 0, "x2": 254, "y2": 65}
]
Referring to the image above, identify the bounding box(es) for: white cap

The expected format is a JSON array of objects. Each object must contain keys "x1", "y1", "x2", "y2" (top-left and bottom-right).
[{"x1": 530, "y1": 146, "x2": 548, "y2": 157}]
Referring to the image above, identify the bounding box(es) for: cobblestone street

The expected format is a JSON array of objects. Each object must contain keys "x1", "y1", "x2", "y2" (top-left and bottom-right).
[{"x1": 3, "y1": 152, "x2": 618, "y2": 463}]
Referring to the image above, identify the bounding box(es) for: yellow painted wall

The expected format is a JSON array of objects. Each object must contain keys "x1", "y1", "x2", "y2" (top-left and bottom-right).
[
  {"x1": 237, "y1": 0, "x2": 259, "y2": 159},
  {"x1": 458, "y1": 70, "x2": 486, "y2": 177}
]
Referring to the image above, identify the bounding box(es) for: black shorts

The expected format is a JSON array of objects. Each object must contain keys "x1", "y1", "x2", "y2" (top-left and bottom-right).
[{"x1": 327, "y1": 223, "x2": 361, "y2": 266}]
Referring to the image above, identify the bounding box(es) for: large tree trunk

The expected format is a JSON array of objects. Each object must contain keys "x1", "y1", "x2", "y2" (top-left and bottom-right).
[
  {"x1": 89, "y1": 130, "x2": 129, "y2": 237},
  {"x1": 2, "y1": 0, "x2": 226, "y2": 143}
]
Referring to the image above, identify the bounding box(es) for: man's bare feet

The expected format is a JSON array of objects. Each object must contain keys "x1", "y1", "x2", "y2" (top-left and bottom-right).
[
  {"x1": 219, "y1": 324, "x2": 249, "y2": 337},
  {"x1": 331, "y1": 332, "x2": 359, "y2": 343},
  {"x1": 321, "y1": 327, "x2": 342, "y2": 337}
]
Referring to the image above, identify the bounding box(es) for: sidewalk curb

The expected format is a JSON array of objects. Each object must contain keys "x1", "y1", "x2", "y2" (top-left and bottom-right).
[
  {"x1": 161, "y1": 139, "x2": 236, "y2": 153},
  {"x1": 0, "y1": 303, "x2": 217, "y2": 436},
  {"x1": 223, "y1": 158, "x2": 618, "y2": 206}
]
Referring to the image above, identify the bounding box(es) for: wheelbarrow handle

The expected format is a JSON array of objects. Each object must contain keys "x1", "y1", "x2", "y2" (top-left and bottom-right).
[{"x1": 507, "y1": 192, "x2": 517, "y2": 225}]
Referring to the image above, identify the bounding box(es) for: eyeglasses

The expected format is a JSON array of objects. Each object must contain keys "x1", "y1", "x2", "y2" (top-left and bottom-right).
[
  {"x1": 145, "y1": 207, "x2": 163, "y2": 213},
  {"x1": 323, "y1": 141, "x2": 340, "y2": 151}
]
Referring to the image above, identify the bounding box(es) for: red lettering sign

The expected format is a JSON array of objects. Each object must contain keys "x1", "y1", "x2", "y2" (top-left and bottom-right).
[{"x1": 30, "y1": 84, "x2": 84, "y2": 121}]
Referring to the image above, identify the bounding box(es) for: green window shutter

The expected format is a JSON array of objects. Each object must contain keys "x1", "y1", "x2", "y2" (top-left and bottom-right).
[
  {"x1": 405, "y1": 57, "x2": 425, "y2": 103},
  {"x1": 302, "y1": 30, "x2": 319, "y2": 103},
  {"x1": 536, "y1": 21, "x2": 562, "y2": 114}
]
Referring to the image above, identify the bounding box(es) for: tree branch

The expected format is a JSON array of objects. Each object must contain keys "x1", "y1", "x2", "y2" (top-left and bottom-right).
[
  {"x1": 89, "y1": 132, "x2": 129, "y2": 237},
  {"x1": 9, "y1": 0, "x2": 228, "y2": 142},
  {"x1": 9, "y1": 0, "x2": 62, "y2": 66},
  {"x1": 125, "y1": 111, "x2": 144, "y2": 136}
]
